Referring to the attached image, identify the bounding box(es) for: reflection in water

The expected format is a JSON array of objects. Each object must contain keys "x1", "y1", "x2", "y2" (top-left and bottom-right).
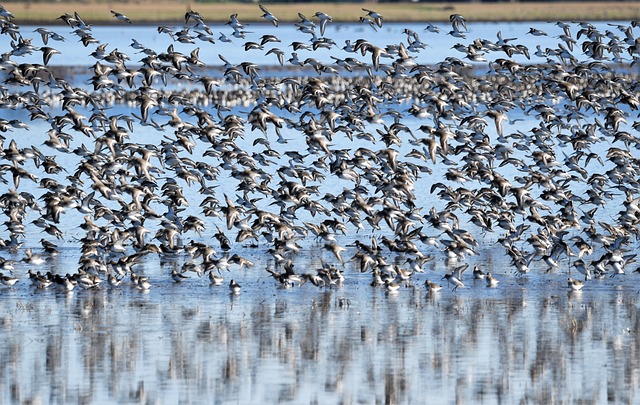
[{"x1": 0, "y1": 281, "x2": 638, "y2": 404}]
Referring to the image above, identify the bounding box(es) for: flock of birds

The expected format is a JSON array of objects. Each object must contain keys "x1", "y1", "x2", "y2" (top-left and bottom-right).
[{"x1": 0, "y1": 4, "x2": 640, "y2": 294}]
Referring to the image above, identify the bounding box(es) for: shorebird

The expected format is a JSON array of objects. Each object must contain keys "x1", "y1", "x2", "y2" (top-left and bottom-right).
[
  {"x1": 442, "y1": 264, "x2": 467, "y2": 291},
  {"x1": 171, "y1": 269, "x2": 189, "y2": 283},
  {"x1": 259, "y1": 5, "x2": 279, "y2": 27},
  {"x1": 226, "y1": 13, "x2": 245, "y2": 31},
  {"x1": 137, "y1": 276, "x2": 151, "y2": 290},
  {"x1": 385, "y1": 278, "x2": 401, "y2": 292},
  {"x1": 362, "y1": 8, "x2": 384, "y2": 28},
  {"x1": 40, "y1": 46, "x2": 61, "y2": 66},
  {"x1": 424, "y1": 279, "x2": 443, "y2": 293},
  {"x1": 209, "y1": 271, "x2": 224, "y2": 286},
  {"x1": 314, "y1": 12, "x2": 333, "y2": 36},
  {"x1": 443, "y1": 273, "x2": 465, "y2": 291},
  {"x1": 573, "y1": 259, "x2": 592, "y2": 280},
  {"x1": 486, "y1": 273, "x2": 499, "y2": 287},
  {"x1": 472, "y1": 265, "x2": 486, "y2": 279},
  {"x1": 56, "y1": 274, "x2": 76, "y2": 291},
  {"x1": 107, "y1": 274, "x2": 122, "y2": 287},
  {"x1": 424, "y1": 22, "x2": 441, "y2": 33},
  {"x1": 0, "y1": 4, "x2": 15, "y2": 20},
  {"x1": 28, "y1": 270, "x2": 52, "y2": 289},
  {"x1": 567, "y1": 277, "x2": 584, "y2": 291},
  {"x1": 22, "y1": 248, "x2": 45, "y2": 266},
  {"x1": 0, "y1": 273, "x2": 18, "y2": 287},
  {"x1": 527, "y1": 27, "x2": 548, "y2": 36},
  {"x1": 449, "y1": 14, "x2": 467, "y2": 33},
  {"x1": 229, "y1": 279, "x2": 241, "y2": 294},
  {"x1": 111, "y1": 10, "x2": 132, "y2": 24}
]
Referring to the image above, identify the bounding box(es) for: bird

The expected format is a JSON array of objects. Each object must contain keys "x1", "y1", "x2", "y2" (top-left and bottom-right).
[
  {"x1": 229, "y1": 279, "x2": 241, "y2": 294},
  {"x1": 259, "y1": 5, "x2": 279, "y2": 27},
  {"x1": 486, "y1": 273, "x2": 499, "y2": 287},
  {"x1": 573, "y1": 259, "x2": 592, "y2": 281},
  {"x1": 472, "y1": 265, "x2": 486, "y2": 279},
  {"x1": 108, "y1": 274, "x2": 122, "y2": 287},
  {"x1": 424, "y1": 22, "x2": 441, "y2": 33},
  {"x1": 137, "y1": 276, "x2": 152, "y2": 290},
  {"x1": 0, "y1": 258, "x2": 16, "y2": 272},
  {"x1": 451, "y1": 264, "x2": 468, "y2": 280},
  {"x1": 40, "y1": 46, "x2": 61, "y2": 66},
  {"x1": 111, "y1": 10, "x2": 132, "y2": 24},
  {"x1": 424, "y1": 279, "x2": 443, "y2": 293},
  {"x1": 314, "y1": 12, "x2": 333, "y2": 36},
  {"x1": 22, "y1": 249, "x2": 45, "y2": 266},
  {"x1": 362, "y1": 8, "x2": 384, "y2": 28},
  {"x1": 449, "y1": 14, "x2": 467, "y2": 32},
  {"x1": 567, "y1": 277, "x2": 584, "y2": 291},
  {"x1": 226, "y1": 13, "x2": 245, "y2": 31},
  {"x1": 209, "y1": 271, "x2": 224, "y2": 286},
  {"x1": 57, "y1": 274, "x2": 76, "y2": 291},
  {"x1": 171, "y1": 269, "x2": 189, "y2": 283},
  {"x1": 385, "y1": 278, "x2": 401, "y2": 292},
  {"x1": 0, "y1": 273, "x2": 18, "y2": 287},
  {"x1": 443, "y1": 273, "x2": 465, "y2": 291},
  {"x1": 527, "y1": 27, "x2": 547, "y2": 36},
  {"x1": 0, "y1": 4, "x2": 15, "y2": 20}
]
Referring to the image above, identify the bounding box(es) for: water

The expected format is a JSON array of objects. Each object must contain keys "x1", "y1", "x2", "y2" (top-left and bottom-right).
[
  {"x1": 1, "y1": 275, "x2": 638, "y2": 404},
  {"x1": 1, "y1": 16, "x2": 640, "y2": 404}
]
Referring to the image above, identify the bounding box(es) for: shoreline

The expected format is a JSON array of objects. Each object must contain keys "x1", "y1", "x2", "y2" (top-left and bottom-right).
[{"x1": 3, "y1": 2, "x2": 640, "y2": 25}]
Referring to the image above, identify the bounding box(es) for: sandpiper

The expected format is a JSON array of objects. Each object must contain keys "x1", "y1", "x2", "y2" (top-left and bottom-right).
[
  {"x1": 171, "y1": 269, "x2": 189, "y2": 283},
  {"x1": 229, "y1": 279, "x2": 241, "y2": 294},
  {"x1": 573, "y1": 259, "x2": 592, "y2": 281},
  {"x1": 22, "y1": 248, "x2": 45, "y2": 266},
  {"x1": 424, "y1": 279, "x2": 443, "y2": 293},
  {"x1": 442, "y1": 273, "x2": 465, "y2": 292},
  {"x1": 567, "y1": 278, "x2": 584, "y2": 291},
  {"x1": 0, "y1": 273, "x2": 18, "y2": 287},
  {"x1": 110, "y1": 10, "x2": 131, "y2": 24},
  {"x1": 385, "y1": 278, "x2": 401, "y2": 292},
  {"x1": 137, "y1": 276, "x2": 152, "y2": 291},
  {"x1": 209, "y1": 271, "x2": 224, "y2": 286},
  {"x1": 362, "y1": 8, "x2": 384, "y2": 28},
  {"x1": 472, "y1": 265, "x2": 486, "y2": 279},
  {"x1": 486, "y1": 273, "x2": 500, "y2": 288},
  {"x1": 259, "y1": 5, "x2": 279, "y2": 27}
]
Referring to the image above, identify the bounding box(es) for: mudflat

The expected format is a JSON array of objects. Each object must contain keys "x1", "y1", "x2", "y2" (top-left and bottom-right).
[{"x1": 4, "y1": 1, "x2": 640, "y2": 24}]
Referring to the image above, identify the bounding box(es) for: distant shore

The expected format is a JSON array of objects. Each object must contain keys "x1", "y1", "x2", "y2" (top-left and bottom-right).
[{"x1": 3, "y1": 1, "x2": 640, "y2": 25}]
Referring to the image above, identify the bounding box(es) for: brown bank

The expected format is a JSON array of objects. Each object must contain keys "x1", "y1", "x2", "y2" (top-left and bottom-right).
[{"x1": 3, "y1": 1, "x2": 640, "y2": 25}]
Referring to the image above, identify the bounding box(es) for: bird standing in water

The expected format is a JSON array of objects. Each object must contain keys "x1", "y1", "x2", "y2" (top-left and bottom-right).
[
  {"x1": 229, "y1": 279, "x2": 241, "y2": 294},
  {"x1": 567, "y1": 278, "x2": 584, "y2": 291},
  {"x1": 486, "y1": 273, "x2": 500, "y2": 287}
]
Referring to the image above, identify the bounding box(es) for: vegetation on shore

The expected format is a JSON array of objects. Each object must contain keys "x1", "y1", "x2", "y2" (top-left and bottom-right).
[{"x1": 3, "y1": 1, "x2": 640, "y2": 25}]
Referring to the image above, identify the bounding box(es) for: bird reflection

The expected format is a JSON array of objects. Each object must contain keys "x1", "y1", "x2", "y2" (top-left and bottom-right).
[{"x1": 0, "y1": 287, "x2": 637, "y2": 403}]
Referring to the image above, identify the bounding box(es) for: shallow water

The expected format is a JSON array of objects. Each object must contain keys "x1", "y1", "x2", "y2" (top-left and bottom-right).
[{"x1": 1, "y1": 267, "x2": 638, "y2": 405}]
